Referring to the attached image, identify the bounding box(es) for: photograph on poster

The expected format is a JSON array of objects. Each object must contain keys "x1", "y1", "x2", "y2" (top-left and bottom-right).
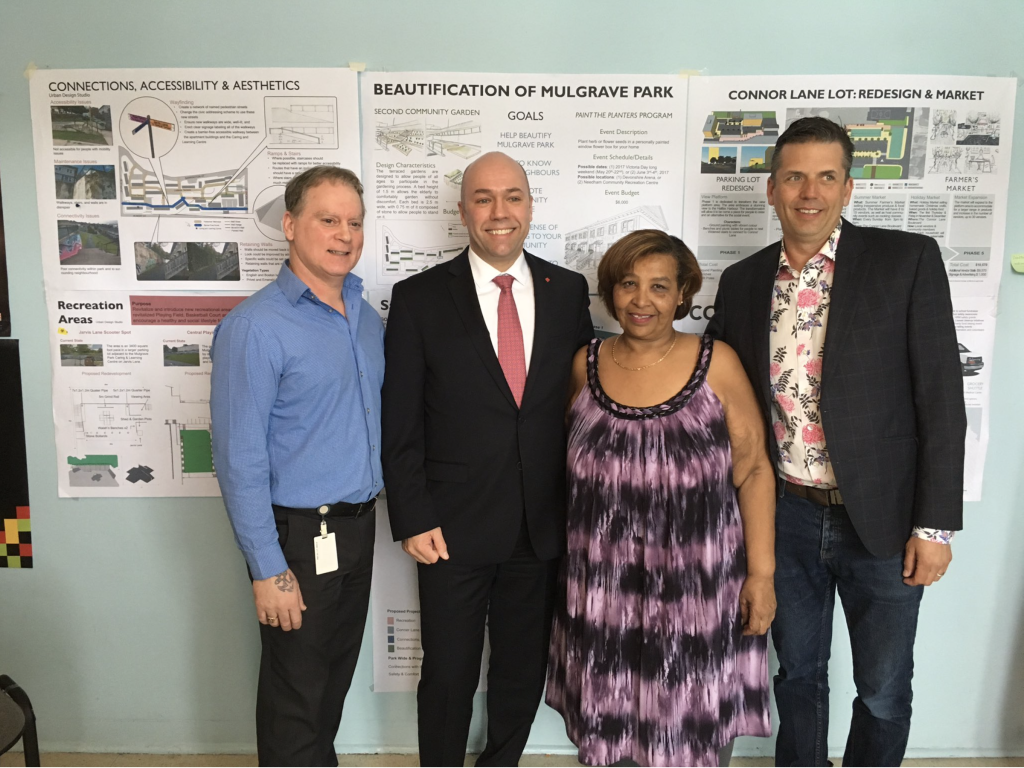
[
  {"x1": 163, "y1": 344, "x2": 200, "y2": 367},
  {"x1": 58, "y1": 220, "x2": 120, "y2": 266},
  {"x1": 54, "y1": 164, "x2": 116, "y2": 200},
  {"x1": 59, "y1": 343, "x2": 105, "y2": 367},
  {"x1": 134, "y1": 241, "x2": 240, "y2": 281},
  {"x1": 51, "y1": 105, "x2": 113, "y2": 146}
]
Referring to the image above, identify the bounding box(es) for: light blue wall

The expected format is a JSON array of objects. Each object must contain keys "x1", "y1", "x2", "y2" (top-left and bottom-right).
[{"x1": 0, "y1": 0, "x2": 1022, "y2": 757}]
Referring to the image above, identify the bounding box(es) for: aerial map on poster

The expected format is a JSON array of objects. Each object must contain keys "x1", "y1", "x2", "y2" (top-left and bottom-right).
[
  {"x1": 30, "y1": 68, "x2": 360, "y2": 497},
  {"x1": 683, "y1": 75, "x2": 1015, "y2": 500}
]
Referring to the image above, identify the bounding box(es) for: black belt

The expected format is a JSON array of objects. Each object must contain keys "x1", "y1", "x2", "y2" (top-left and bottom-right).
[
  {"x1": 272, "y1": 497, "x2": 376, "y2": 519},
  {"x1": 785, "y1": 481, "x2": 844, "y2": 507}
]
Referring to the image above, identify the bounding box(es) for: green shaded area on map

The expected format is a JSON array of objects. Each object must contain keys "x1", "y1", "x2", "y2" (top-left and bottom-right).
[{"x1": 180, "y1": 430, "x2": 214, "y2": 473}]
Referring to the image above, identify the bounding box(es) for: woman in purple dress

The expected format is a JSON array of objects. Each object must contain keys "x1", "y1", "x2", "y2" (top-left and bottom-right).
[{"x1": 546, "y1": 230, "x2": 776, "y2": 767}]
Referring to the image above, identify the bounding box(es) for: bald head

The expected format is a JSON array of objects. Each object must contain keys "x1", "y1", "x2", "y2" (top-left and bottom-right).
[
  {"x1": 460, "y1": 152, "x2": 531, "y2": 207},
  {"x1": 457, "y1": 151, "x2": 533, "y2": 271}
]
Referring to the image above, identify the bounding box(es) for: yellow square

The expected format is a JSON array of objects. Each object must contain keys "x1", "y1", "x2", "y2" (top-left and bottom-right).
[{"x1": 4, "y1": 518, "x2": 19, "y2": 543}]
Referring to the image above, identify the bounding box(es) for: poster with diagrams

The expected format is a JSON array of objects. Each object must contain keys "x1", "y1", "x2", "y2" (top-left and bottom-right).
[
  {"x1": 46, "y1": 291, "x2": 247, "y2": 498},
  {"x1": 683, "y1": 75, "x2": 1016, "y2": 500},
  {"x1": 359, "y1": 72, "x2": 688, "y2": 332},
  {"x1": 32, "y1": 69, "x2": 360, "y2": 293},
  {"x1": 30, "y1": 69, "x2": 361, "y2": 497},
  {"x1": 952, "y1": 295, "x2": 997, "y2": 501},
  {"x1": 683, "y1": 75, "x2": 1016, "y2": 297},
  {"x1": 361, "y1": 71, "x2": 688, "y2": 693}
]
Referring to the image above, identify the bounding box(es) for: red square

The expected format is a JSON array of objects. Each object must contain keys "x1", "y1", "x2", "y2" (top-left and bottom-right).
[
  {"x1": 20, "y1": 543, "x2": 32, "y2": 557},
  {"x1": 16, "y1": 507, "x2": 30, "y2": 520},
  {"x1": 0, "y1": 532, "x2": 5, "y2": 545}
]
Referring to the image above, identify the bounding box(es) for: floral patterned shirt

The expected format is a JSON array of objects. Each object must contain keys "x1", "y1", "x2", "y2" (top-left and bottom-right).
[{"x1": 769, "y1": 220, "x2": 952, "y2": 545}]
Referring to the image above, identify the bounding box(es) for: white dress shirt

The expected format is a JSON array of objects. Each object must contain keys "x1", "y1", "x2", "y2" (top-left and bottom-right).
[{"x1": 467, "y1": 248, "x2": 535, "y2": 373}]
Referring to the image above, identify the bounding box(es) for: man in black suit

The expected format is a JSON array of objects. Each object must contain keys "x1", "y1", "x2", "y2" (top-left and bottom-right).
[
  {"x1": 706, "y1": 117, "x2": 965, "y2": 767},
  {"x1": 382, "y1": 151, "x2": 593, "y2": 766}
]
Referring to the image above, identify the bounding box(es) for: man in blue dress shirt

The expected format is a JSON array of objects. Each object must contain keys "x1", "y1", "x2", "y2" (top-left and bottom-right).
[{"x1": 211, "y1": 166, "x2": 384, "y2": 767}]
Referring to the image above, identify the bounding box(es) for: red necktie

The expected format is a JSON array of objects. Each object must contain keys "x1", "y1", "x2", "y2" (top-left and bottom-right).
[{"x1": 493, "y1": 274, "x2": 526, "y2": 407}]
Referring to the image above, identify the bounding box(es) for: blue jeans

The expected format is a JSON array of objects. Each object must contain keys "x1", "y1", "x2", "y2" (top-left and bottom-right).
[{"x1": 772, "y1": 491, "x2": 924, "y2": 767}]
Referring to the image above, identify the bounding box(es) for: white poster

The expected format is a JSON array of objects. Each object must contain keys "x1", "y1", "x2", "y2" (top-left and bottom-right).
[
  {"x1": 370, "y1": 501, "x2": 424, "y2": 692},
  {"x1": 683, "y1": 75, "x2": 1015, "y2": 501},
  {"x1": 359, "y1": 71, "x2": 688, "y2": 334},
  {"x1": 30, "y1": 68, "x2": 361, "y2": 497},
  {"x1": 364, "y1": 71, "x2": 688, "y2": 691},
  {"x1": 684, "y1": 75, "x2": 1016, "y2": 298},
  {"x1": 370, "y1": 499, "x2": 490, "y2": 693},
  {"x1": 952, "y1": 295, "x2": 997, "y2": 501},
  {"x1": 48, "y1": 291, "x2": 248, "y2": 497}
]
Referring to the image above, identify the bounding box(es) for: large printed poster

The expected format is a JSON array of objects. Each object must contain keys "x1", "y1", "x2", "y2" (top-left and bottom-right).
[
  {"x1": 362, "y1": 71, "x2": 689, "y2": 691},
  {"x1": 30, "y1": 68, "x2": 361, "y2": 497},
  {"x1": 683, "y1": 75, "x2": 1015, "y2": 501},
  {"x1": 359, "y1": 71, "x2": 688, "y2": 331}
]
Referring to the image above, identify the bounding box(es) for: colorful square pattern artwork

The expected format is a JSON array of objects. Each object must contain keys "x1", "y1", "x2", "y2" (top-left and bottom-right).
[
  {"x1": 0, "y1": 341, "x2": 31, "y2": 568},
  {"x1": 0, "y1": 506, "x2": 31, "y2": 568}
]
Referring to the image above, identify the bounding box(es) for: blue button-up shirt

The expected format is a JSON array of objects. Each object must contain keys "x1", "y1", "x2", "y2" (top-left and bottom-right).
[{"x1": 211, "y1": 262, "x2": 385, "y2": 579}]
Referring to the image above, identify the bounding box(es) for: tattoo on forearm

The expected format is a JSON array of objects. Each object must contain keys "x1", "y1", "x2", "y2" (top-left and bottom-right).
[{"x1": 274, "y1": 572, "x2": 295, "y2": 593}]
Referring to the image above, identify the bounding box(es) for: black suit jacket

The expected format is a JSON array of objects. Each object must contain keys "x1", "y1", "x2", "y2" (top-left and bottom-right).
[
  {"x1": 706, "y1": 219, "x2": 966, "y2": 558},
  {"x1": 382, "y1": 249, "x2": 594, "y2": 564}
]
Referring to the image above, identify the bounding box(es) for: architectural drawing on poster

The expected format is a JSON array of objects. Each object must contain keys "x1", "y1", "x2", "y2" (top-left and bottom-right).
[
  {"x1": 375, "y1": 118, "x2": 482, "y2": 159},
  {"x1": 443, "y1": 169, "x2": 464, "y2": 189},
  {"x1": 67, "y1": 454, "x2": 119, "y2": 488},
  {"x1": 929, "y1": 146, "x2": 999, "y2": 175},
  {"x1": 252, "y1": 186, "x2": 288, "y2": 241},
  {"x1": 117, "y1": 95, "x2": 339, "y2": 218},
  {"x1": 931, "y1": 110, "x2": 958, "y2": 144},
  {"x1": 378, "y1": 221, "x2": 468, "y2": 281},
  {"x1": 564, "y1": 207, "x2": 667, "y2": 293},
  {"x1": 120, "y1": 149, "x2": 248, "y2": 216},
  {"x1": 266, "y1": 97, "x2": 339, "y2": 149},
  {"x1": 71, "y1": 386, "x2": 152, "y2": 449},
  {"x1": 701, "y1": 111, "x2": 779, "y2": 144},
  {"x1": 957, "y1": 112, "x2": 1000, "y2": 145},
  {"x1": 166, "y1": 418, "x2": 215, "y2": 482}
]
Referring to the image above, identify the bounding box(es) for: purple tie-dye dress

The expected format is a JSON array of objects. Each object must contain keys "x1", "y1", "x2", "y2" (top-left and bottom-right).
[{"x1": 546, "y1": 335, "x2": 771, "y2": 767}]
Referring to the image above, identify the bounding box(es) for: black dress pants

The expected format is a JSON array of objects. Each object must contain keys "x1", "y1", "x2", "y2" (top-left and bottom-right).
[
  {"x1": 416, "y1": 522, "x2": 559, "y2": 767},
  {"x1": 255, "y1": 508, "x2": 375, "y2": 767}
]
